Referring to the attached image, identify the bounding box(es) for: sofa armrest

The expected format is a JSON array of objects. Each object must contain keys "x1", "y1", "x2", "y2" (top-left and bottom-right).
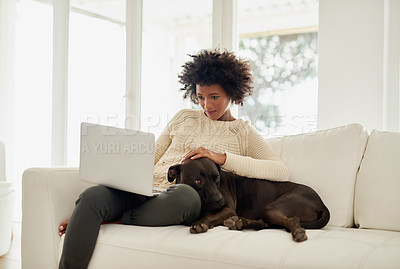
[{"x1": 22, "y1": 167, "x2": 94, "y2": 269}]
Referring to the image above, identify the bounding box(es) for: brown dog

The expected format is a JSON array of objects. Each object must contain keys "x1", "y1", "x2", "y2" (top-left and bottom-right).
[{"x1": 168, "y1": 158, "x2": 330, "y2": 242}]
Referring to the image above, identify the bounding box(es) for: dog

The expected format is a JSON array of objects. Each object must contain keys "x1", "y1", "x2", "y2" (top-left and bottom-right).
[{"x1": 167, "y1": 158, "x2": 330, "y2": 242}]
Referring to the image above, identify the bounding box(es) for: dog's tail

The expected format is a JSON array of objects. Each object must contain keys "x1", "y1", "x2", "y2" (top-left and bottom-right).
[{"x1": 301, "y1": 207, "x2": 330, "y2": 229}]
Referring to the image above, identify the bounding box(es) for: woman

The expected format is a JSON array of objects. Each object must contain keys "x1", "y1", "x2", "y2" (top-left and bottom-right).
[{"x1": 58, "y1": 49, "x2": 289, "y2": 269}]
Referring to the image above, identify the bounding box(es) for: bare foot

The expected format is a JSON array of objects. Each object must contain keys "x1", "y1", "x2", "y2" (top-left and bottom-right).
[
  {"x1": 58, "y1": 220, "x2": 69, "y2": 237},
  {"x1": 58, "y1": 219, "x2": 122, "y2": 237}
]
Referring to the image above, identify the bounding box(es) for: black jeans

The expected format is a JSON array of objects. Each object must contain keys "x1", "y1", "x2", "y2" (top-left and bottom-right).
[{"x1": 58, "y1": 184, "x2": 201, "y2": 269}]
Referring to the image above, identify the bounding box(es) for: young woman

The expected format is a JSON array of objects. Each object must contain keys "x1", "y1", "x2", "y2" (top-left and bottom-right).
[{"x1": 58, "y1": 49, "x2": 289, "y2": 269}]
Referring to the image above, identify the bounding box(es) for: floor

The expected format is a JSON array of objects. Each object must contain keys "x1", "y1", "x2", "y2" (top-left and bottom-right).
[{"x1": 0, "y1": 222, "x2": 21, "y2": 269}]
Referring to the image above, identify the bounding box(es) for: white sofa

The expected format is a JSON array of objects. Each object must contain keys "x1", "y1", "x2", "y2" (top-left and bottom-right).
[{"x1": 22, "y1": 124, "x2": 400, "y2": 268}]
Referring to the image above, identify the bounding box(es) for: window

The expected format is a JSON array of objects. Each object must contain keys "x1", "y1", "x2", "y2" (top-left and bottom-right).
[
  {"x1": 13, "y1": 0, "x2": 53, "y2": 220},
  {"x1": 67, "y1": 1, "x2": 126, "y2": 165},
  {"x1": 4, "y1": 0, "x2": 320, "y2": 221},
  {"x1": 237, "y1": 0, "x2": 319, "y2": 137},
  {"x1": 141, "y1": 0, "x2": 212, "y2": 136}
]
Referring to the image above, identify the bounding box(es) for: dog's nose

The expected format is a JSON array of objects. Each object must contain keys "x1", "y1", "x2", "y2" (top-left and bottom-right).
[{"x1": 213, "y1": 196, "x2": 225, "y2": 207}]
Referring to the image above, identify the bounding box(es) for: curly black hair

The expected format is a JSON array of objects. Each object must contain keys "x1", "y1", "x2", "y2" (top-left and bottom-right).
[{"x1": 178, "y1": 49, "x2": 253, "y2": 106}]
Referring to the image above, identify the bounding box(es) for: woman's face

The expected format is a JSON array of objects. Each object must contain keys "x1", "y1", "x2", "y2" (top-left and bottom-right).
[{"x1": 195, "y1": 84, "x2": 233, "y2": 121}]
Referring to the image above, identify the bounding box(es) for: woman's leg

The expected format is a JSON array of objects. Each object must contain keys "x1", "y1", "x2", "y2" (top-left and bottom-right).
[
  {"x1": 59, "y1": 185, "x2": 149, "y2": 269},
  {"x1": 122, "y1": 184, "x2": 201, "y2": 226}
]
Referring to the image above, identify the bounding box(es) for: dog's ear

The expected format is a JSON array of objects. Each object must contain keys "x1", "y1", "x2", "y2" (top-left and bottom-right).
[
  {"x1": 212, "y1": 161, "x2": 221, "y2": 173},
  {"x1": 216, "y1": 163, "x2": 221, "y2": 172},
  {"x1": 167, "y1": 164, "x2": 181, "y2": 182}
]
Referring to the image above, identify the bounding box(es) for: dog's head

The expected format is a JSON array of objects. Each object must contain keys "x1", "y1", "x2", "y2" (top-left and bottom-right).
[{"x1": 168, "y1": 158, "x2": 225, "y2": 212}]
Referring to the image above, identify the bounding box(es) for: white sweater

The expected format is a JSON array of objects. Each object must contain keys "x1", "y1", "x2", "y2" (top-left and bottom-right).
[{"x1": 153, "y1": 109, "x2": 289, "y2": 188}]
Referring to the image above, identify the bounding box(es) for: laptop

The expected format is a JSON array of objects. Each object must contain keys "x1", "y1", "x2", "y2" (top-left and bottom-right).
[{"x1": 79, "y1": 122, "x2": 158, "y2": 196}]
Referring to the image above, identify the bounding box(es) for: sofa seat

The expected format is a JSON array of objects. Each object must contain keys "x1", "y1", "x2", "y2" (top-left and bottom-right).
[{"x1": 58, "y1": 224, "x2": 400, "y2": 269}]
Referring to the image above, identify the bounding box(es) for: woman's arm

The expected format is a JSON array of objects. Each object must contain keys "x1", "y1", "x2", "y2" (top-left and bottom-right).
[
  {"x1": 154, "y1": 126, "x2": 172, "y2": 165},
  {"x1": 222, "y1": 126, "x2": 289, "y2": 181},
  {"x1": 154, "y1": 109, "x2": 188, "y2": 164}
]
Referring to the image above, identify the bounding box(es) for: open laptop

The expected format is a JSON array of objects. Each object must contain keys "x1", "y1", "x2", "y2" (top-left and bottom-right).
[{"x1": 79, "y1": 122, "x2": 158, "y2": 196}]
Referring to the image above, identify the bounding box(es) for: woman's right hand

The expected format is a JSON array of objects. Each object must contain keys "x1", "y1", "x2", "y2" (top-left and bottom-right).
[{"x1": 180, "y1": 147, "x2": 227, "y2": 165}]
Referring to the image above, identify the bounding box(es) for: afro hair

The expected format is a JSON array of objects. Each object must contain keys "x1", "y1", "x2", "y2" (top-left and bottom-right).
[{"x1": 178, "y1": 49, "x2": 253, "y2": 106}]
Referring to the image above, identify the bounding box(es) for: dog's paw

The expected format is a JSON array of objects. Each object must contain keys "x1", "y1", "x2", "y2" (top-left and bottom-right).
[
  {"x1": 190, "y1": 223, "x2": 209, "y2": 234},
  {"x1": 224, "y1": 216, "x2": 243, "y2": 230},
  {"x1": 292, "y1": 227, "x2": 307, "y2": 242}
]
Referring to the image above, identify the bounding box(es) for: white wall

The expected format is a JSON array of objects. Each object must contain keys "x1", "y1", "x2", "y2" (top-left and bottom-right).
[
  {"x1": 0, "y1": 0, "x2": 16, "y2": 182},
  {"x1": 318, "y1": 0, "x2": 400, "y2": 132},
  {"x1": 383, "y1": 0, "x2": 400, "y2": 131}
]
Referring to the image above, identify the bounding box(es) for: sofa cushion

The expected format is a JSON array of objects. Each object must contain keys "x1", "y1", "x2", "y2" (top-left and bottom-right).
[
  {"x1": 267, "y1": 124, "x2": 368, "y2": 227},
  {"x1": 59, "y1": 224, "x2": 400, "y2": 269},
  {"x1": 355, "y1": 130, "x2": 400, "y2": 232}
]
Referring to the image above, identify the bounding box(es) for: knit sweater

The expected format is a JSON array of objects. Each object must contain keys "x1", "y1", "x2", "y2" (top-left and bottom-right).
[{"x1": 153, "y1": 109, "x2": 289, "y2": 188}]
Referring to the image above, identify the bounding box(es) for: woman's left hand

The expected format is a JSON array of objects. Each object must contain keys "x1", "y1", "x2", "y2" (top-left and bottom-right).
[{"x1": 180, "y1": 147, "x2": 226, "y2": 165}]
